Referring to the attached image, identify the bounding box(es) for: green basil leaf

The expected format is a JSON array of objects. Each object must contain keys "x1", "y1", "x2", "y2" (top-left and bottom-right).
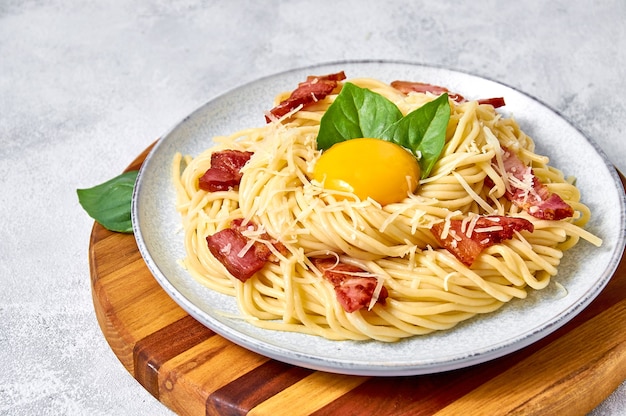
[
  {"x1": 316, "y1": 83, "x2": 403, "y2": 150},
  {"x1": 77, "y1": 170, "x2": 138, "y2": 233},
  {"x1": 380, "y1": 93, "x2": 450, "y2": 178}
]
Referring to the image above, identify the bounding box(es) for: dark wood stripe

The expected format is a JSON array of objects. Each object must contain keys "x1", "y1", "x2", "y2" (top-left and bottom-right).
[
  {"x1": 309, "y1": 362, "x2": 506, "y2": 416},
  {"x1": 206, "y1": 360, "x2": 314, "y2": 416},
  {"x1": 133, "y1": 315, "x2": 215, "y2": 398}
]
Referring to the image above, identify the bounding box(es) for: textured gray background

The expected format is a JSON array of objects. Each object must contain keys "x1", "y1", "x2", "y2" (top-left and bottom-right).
[{"x1": 1, "y1": 1, "x2": 625, "y2": 414}]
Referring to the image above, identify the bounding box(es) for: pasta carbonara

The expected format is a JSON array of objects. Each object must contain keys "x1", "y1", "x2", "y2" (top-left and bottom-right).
[{"x1": 172, "y1": 74, "x2": 601, "y2": 342}]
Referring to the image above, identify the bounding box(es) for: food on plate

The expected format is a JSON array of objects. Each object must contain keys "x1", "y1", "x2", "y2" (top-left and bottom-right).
[{"x1": 172, "y1": 72, "x2": 601, "y2": 342}]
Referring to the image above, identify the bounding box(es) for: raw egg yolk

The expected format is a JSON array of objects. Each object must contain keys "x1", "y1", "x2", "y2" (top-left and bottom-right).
[{"x1": 312, "y1": 138, "x2": 420, "y2": 205}]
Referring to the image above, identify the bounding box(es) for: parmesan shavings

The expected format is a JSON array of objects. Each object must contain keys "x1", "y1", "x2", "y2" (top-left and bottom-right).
[
  {"x1": 507, "y1": 170, "x2": 538, "y2": 204},
  {"x1": 220, "y1": 243, "x2": 232, "y2": 255},
  {"x1": 379, "y1": 205, "x2": 407, "y2": 233},
  {"x1": 483, "y1": 126, "x2": 510, "y2": 193},
  {"x1": 460, "y1": 215, "x2": 472, "y2": 234},
  {"x1": 452, "y1": 171, "x2": 495, "y2": 214},
  {"x1": 439, "y1": 212, "x2": 456, "y2": 240},
  {"x1": 419, "y1": 153, "x2": 474, "y2": 185},
  {"x1": 443, "y1": 272, "x2": 456, "y2": 291},
  {"x1": 324, "y1": 268, "x2": 378, "y2": 278},
  {"x1": 449, "y1": 229, "x2": 462, "y2": 241},
  {"x1": 368, "y1": 276, "x2": 386, "y2": 311},
  {"x1": 465, "y1": 214, "x2": 480, "y2": 238},
  {"x1": 237, "y1": 238, "x2": 256, "y2": 258},
  {"x1": 473, "y1": 225, "x2": 504, "y2": 233},
  {"x1": 553, "y1": 281, "x2": 569, "y2": 299}
]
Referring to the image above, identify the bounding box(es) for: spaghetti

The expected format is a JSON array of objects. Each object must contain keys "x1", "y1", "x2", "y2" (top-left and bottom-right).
[{"x1": 172, "y1": 76, "x2": 601, "y2": 342}]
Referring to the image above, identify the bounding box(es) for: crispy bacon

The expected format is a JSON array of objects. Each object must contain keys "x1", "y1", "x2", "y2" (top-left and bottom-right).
[
  {"x1": 391, "y1": 80, "x2": 506, "y2": 108},
  {"x1": 229, "y1": 218, "x2": 288, "y2": 256},
  {"x1": 391, "y1": 80, "x2": 466, "y2": 103},
  {"x1": 198, "y1": 150, "x2": 253, "y2": 192},
  {"x1": 431, "y1": 215, "x2": 534, "y2": 266},
  {"x1": 206, "y1": 219, "x2": 285, "y2": 282},
  {"x1": 266, "y1": 71, "x2": 347, "y2": 122},
  {"x1": 476, "y1": 97, "x2": 506, "y2": 108},
  {"x1": 499, "y1": 148, "x2": 574, "y2": 220},
  {"x1": 311, "y1": 258, "x2": 388, "y2": 313}
]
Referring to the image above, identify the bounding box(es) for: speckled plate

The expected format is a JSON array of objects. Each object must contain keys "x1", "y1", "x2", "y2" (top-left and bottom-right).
[{"x1": 132, "y1": 61, "x2": 626, "y2": 376}]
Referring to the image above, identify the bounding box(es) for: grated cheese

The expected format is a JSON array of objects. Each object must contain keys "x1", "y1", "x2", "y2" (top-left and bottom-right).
[
  {"x1": 240, "y1": 224, "x2": 267, "y2": 238},
  {"x1": 507, "y1": 169, "x2": 537, "y2": 203},
  {"x1": 379, "y1": 206, "x2": 406, "y2": 233},
  {"x1": 513, "y1": 230, "x2": 533, "y2": 249},
  {"x1": 443, "y1": 272, "x2": 456, "y2": 291},
  {"x1": 465, "y1": 214, "x2": 480, "y2": 238},
  {"x1": 460, "y1": 216, "x2": 472, "y2": 234},
  {"x1": 439, "y1": 212, "x2": 455, "y2": 240},
  {"x1": 237, "y1": 238, "x2": 256, "y2": 258},
  {"x1": 483, "y1": 126, "x2": 510, "y2": 193},
  {"x1": 474, "y1": 225, "x2": 504, "y2": 233},
  {"x1": 220, "y1": 243, "x2": 232, "y2": 255},
  {"x1": 368, "y1": 276, "x2": 385, "y2": 311},
  {"x1": 449, "y1": 229, "x2": 462, "y2": 241},
  {"x1": 452, "y1": 171, "x2": 494, "y2": 214}
]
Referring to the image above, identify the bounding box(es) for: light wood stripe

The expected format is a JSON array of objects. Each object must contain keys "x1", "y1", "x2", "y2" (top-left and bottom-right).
[
  {"x1": 115, "y1": 287, "x2": 188, "y2": 340},
  {"x1": 248, "y1": 372, "x2": 369, "y2": 416},
  {"x1": 133, "y1": 315, "x2": 215, "y2": 398},
  {"x1": 158, "y1": 336, "x2": 268, "y2": 416},
  {"x1": 94, "y1": 257, "x2": 162, "y2": 309},
  {"x1": 206, "y1": 361, "x2": 314, "y2": 415},
  {"x1": 89, "y1": 229, "x2": 142, "y2": 279}
]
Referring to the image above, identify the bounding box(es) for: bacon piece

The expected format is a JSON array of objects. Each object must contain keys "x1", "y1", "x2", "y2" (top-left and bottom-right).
[
  {"x1": 206, "y1": 228, "x2": 266, "y2": 282},
  {"x1": 198, "y1": 150, "x2": 253, "y2": 192},
  {"x1": 391, "y1": 80, "x2": 505, "y2": 108},
  {"x1": 477, "y1": 97, "x2": 506, "y2": 108},
  {"x1": 206, "y1": 219, "x2": 285, "y2": 282},
  {"x1": 391, "y1": 80, "x2": 466, "y2": 103},
  {"x1": 266, "y1": 71, "x2": 347, "y2": 122},
  {"x1": 431, "y1": 215, "x2": 534, "y2": 266},
  {"x1": 499, "y1": 148, "x2": 574, "y2": 220},
  {"x1": 230, "y1": 218, "x2": 288, "y2": 257},
  {"x1": 311, "y1": 258, "x2": 388, "y2": 313}
]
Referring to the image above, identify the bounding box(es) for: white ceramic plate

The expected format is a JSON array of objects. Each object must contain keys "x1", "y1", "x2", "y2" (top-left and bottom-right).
[{"x1": 132, "y1": 61, "x2": 626, "y2": 376}]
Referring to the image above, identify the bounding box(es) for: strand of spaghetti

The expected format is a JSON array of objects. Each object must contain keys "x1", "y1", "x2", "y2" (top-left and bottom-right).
[{"x1": 444, "y1": 100, "x2": 480, "y2": 156}]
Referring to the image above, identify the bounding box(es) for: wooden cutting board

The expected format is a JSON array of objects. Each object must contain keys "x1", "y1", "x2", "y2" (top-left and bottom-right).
[{"x1": 89, "y1": 145, "x2": 626, "y2": 416}]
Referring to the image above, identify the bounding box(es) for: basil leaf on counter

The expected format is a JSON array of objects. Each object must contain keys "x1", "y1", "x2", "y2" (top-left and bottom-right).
[
  {"x1": 317, "y1": 83, "x2": 403, "y2": 150},
  {"x1": 316, "y1": 83, "x2": 450, "y2": 179},
  {"x1": 77, "y1": 170, "x2": 138, "y2": 233}
]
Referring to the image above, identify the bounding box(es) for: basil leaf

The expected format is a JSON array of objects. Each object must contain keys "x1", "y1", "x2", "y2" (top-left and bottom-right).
[
  {"x1": 317, "y1": 83, "x2": 403, "y2": 150},
  {"x1": 77, "y1": 170, "x2": 138, "y2": 233},
  {"x1": 381, "y1": 93, "x2": 450, "y2": 178}
]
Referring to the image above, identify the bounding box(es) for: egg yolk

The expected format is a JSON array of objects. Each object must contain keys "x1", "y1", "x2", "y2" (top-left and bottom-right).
[{"x1": 312, "y1": 138, "x2": 420, "y2": 205}]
